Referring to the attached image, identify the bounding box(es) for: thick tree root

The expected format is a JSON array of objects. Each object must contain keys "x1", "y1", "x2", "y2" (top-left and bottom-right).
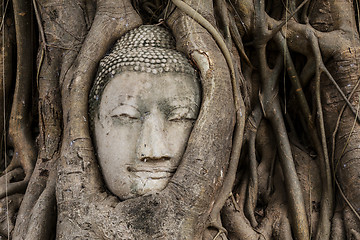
[
  {"x1": 11, "y1": 0, "x2": 91, "y2": 239},
  {"x1": 0, "y1": 0, "x2": 36, "y2": 201},
  {"x1": 252, "y1": 1, "x2": 310, "y2": 239},
  {"x1": 169, "y1": 1, "x2": 247, "y2": 237},
  {"x1": 244, "y1": 105, "x2": 262, "y2": 227}
]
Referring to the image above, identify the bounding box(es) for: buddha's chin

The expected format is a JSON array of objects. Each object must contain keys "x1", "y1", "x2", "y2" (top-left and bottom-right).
[{"x1": 116, "y1": 177, "x2": 170, "y2": 200}]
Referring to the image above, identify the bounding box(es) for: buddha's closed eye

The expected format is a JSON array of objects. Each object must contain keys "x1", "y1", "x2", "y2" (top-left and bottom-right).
[
  {"x1": 110, "y1": 105, "x2": 140, "y2": 124},
  {"x1": 168, "y1": 107, "x2": 197, "y2": 121}
]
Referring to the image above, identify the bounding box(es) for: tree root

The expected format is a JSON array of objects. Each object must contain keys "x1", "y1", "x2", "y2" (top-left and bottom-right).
[
  {"x1": 222, "y1": 158, "x2": 303, "y2": 240},
  {"x1": 252, "y1": 1, "x2": 310, "y2": 239},
  {"x1": 4, "y1": 0, "x2": 36, "y2": 200},
  {"x1": 56, "y1": 0, "x2": 143, "y2": 237},
  {"x1": 306, "y1": 32, "x2": 334, "y2": 239},
  {"x1": 336, "y1": 178, "x2": 360, "y2": 222},
  {"x1": 170, "y1": 0, "x2": 246, "y2": 235},
  {"x1": 0, "y1": 11, "x2": 13, "y2": 170},
  {"x1": 58, "y1": 0, "x2": 142, "y2": 194},
  {"x1": 11, "y1": 0, "x2": 89, "y2": 238},
  {"x1": 21, "y1": 168, "x2": 56, "y2": 240},
  {"x1": 0, "y1": 194, "x2": 23, "y2": 239},
  {"x1": 244, "y1": 105, "x2": 262, "y2": 227},
  {"x1": 244, "y1": 4, "x2": 337, "y2": 238},
  {"x1": 0, "y1": 168, "x2": 25, "y2": 199},
  {"x1": 255, "y1": 120, "x2": 277, "y2": 205},
  {"x1": 222, "y1": 175, "x2": 261, "y2": 240},
  {"x1": 344, "y1": 205, "x2": 360, "y2": 239},
  {"x1": 331, "y1": 202, "x2": 346, "y2": 239}
]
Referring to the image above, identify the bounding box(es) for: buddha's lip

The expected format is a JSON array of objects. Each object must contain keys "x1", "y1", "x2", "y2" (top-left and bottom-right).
[
  {"x1": 127, "y1": 166, "x2": 176, "y2": 179},
  {"x1": 127, "y1": 165, "x2": 177, "y2": 173}
]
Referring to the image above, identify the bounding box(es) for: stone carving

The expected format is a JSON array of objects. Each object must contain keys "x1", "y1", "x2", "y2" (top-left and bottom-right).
[{"x1": 89, "y1": 25, "x2": 201, "y2": 200}]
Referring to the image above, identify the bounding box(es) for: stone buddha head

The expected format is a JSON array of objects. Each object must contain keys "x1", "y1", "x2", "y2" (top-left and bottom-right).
[{"x1": 89, "y1": 25, "x2": 201, "y2": 200}]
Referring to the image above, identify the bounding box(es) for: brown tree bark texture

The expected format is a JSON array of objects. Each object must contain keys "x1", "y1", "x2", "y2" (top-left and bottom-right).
[{"x1": 0, "y1": 0, "x2": 360, "y2": 239}]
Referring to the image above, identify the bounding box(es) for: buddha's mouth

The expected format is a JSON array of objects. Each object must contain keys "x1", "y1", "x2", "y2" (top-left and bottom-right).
[{"x1": 127, "y1": 165, "x2": 177, "y2": 179}]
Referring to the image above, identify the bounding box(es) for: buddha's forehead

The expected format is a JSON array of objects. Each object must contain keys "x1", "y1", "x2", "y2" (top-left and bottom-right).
[{"x1": 100, "y1": 71, "x2": 200, "y2": 111}]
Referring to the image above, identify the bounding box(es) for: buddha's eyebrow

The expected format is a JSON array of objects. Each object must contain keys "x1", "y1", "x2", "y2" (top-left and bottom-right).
[
  {"x1": 161, "y1": 97, "x2": 200, "y2": 112},
  {"x1": 116, "y1": 94, "x2": 135, "y2": 101},
  {"x1": 113, "y1": 94, "x2": 137, "y2": 108}
]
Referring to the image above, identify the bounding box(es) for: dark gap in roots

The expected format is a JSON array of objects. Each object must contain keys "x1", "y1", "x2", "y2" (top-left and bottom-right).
[
  {"x1": 265, "y1": 0, "x2": 284, "y2": 20},
  {"x1": 131, "y1": 0, "x2": 170, "y2": 24},
  {"x1": 278, "y1": 50, "x2": 315, "y2": 151},
  {"x1": 266, "y1": 40, "x2": 280, "y2": 69},
  {"x1": 254, "y1": 201, "x2": 268, "y2": 222}
]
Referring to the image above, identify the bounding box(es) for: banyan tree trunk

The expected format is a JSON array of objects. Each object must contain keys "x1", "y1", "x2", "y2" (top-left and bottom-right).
[{"x1": 1, "y1": 0, "x2": 360, "y2": 239}]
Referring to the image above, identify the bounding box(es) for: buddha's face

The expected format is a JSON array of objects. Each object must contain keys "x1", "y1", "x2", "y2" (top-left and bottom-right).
[{"x1": 94, "y1": 71, "x2": 200, "y2": 200}]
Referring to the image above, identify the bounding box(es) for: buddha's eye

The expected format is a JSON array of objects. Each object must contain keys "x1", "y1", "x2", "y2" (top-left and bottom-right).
[
  {"x1": 111, "y1": 113, "x2": 138, "y2": 119},
  {"x1": 110, "y1": 105, "x2": 140, "y2": 124},
  {"x1": 168, "y1": 107, "x2": 196, "y2": 121}
]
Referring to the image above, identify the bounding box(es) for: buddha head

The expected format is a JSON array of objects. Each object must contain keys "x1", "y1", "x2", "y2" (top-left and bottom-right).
[{"x1": 89, "y1": 25, "x2": 201, "y2": 200}]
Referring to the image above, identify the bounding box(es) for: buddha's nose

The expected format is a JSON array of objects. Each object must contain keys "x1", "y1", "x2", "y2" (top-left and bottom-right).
[{"x1": 137, "y1": 111, "x2": 171, "y2": 162}]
